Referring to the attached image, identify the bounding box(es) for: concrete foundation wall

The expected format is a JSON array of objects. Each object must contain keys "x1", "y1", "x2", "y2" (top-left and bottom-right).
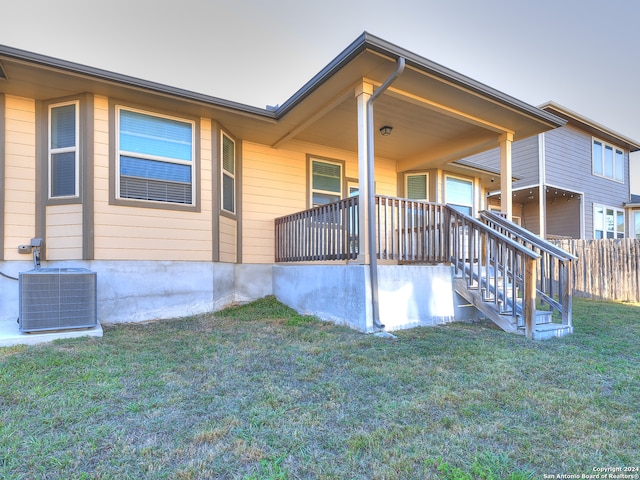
[
  {"x1": 377, "y1": 265, "x2": 455, "y2": 330},
  {"x1": 0, "y1": 260, "x2": 273, "y2": 324},
  {"x1": 273, "y1": 264, "x2": 456, "y2": 332},
  {"x1": 1, "y1": 259, "x2": 473, "y2": 333},
  {"x1": 273, "y1": 264, "x2": 371, "y2": 331}
]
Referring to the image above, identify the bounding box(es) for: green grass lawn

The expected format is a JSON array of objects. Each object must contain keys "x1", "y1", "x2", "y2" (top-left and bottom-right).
[{"x1": 1, "y1": 297, "x2": 638, "y2": 479}]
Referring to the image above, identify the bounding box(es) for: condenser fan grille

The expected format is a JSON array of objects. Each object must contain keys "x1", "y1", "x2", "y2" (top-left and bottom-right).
[{"x1": 19, "y1": 268, "x2": 97, "y2": 332}]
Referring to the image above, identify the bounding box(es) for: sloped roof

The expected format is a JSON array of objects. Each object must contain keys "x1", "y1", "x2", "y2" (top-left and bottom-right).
[
  {"x1": 0, "y1": 33, "x2": 565, "y2": 167},
  {"x1": 540, "y1": 101, "x2": 640, "y2": 152}
]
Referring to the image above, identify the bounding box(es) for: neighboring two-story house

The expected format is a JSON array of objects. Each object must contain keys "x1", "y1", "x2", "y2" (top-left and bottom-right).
[{"x1": 463, "y1": 102, "x2": 640, "y2": 240}]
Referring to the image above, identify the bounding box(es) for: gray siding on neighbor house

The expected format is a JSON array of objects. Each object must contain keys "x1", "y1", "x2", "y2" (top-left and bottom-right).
[
  {"x1": 464, "y1": 136, "x2": 540, "y2": 187},
  {"x1": 544, "y1": 125, "x2": 630, "y2": 239},
  {"x1": 511, "y1": 136, "x2": 540, "y2": 188}
]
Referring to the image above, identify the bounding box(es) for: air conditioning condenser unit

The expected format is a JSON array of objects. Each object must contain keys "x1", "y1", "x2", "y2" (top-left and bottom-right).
[{"x1": 19, "y1": 268, "x2": 97, "y2": 332}]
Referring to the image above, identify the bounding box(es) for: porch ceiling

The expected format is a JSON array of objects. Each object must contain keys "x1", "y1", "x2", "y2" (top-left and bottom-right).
[
  {"x1": 488, "y1": 185, "x2": 583, "y2": 207},
  {"x1": 272, "y1": 46, "x2": 564, "y2": 171},
  {"x1": 289, "y1": 92, "x2": 496, "y2": 167}
]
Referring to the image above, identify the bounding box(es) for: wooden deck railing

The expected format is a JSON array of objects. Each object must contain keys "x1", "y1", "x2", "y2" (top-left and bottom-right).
[
  {"x1": 274, "y1": 196, "x2": 448, "y2": 263},
  {"x1": 375, "y1": 196, "x2": 448, "y2": 263},
  {"x1": 479, "y1": 210, "x2": 575, "y2": 328},
  {"x1": 274, "y1": 197, "x2": 359, "y2": 262}
]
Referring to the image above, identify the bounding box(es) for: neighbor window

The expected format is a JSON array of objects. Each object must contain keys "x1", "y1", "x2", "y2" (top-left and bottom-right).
[
  {"x1": 635, "y1": 211, "x2": 640, "y2": 240},
  {"x1": 445, "y1": 175, "x2": 473, "y2": 215},
  {"x1": 49, "y1": 101, "x2": 79, "y2": 198},
  {"x1": 310, "y1": 158, "x2": 343, "y2": 207},
  {"x1": 594, "y1": 205, "x2": 624, "y2": 239},
  {"x1": 405, "y1": 173, "x2": 428, "y2": 200},
  {"x1": 593, "y1": 139, "x2": 624, "y2": 182},
  {"x1": 116, "y1": 106, "x2": 195, "y2": 205},
  {"x1": 221, "y1": 132, "x2": 236, "y2": 214}
]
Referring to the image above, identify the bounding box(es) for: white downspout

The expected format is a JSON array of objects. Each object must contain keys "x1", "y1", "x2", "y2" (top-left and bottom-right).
[{"x1": 366, "y1": 57, "x2": 405, "y2": 330}]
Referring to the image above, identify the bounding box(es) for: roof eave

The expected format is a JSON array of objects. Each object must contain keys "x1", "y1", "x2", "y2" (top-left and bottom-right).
[
  {"x1": 275, "y1": 32, "x2": 566, "y2": 129},
  {"x1": 540, "y1": 101, "x2": 640, "y2": 152},
  {"x1": 0, "y1": 44, "x2": 276, "y2": 120}
]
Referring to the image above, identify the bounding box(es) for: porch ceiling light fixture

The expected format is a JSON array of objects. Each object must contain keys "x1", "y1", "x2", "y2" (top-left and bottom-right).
[{"x1": 379, "y1": 125, "x2": 393, "y2": 136}]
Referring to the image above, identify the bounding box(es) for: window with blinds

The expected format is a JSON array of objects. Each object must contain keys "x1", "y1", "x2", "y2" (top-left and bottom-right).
[
  {"x1": 116, "y1": 107, "x2": 195, "y2": 205},
  {"x1": 222, "y1": 133, "x2": 236, "y2": 214},
  {"x1": 405, "y1": 173, "x2": 428, "y2": 200},
  {"x1": 49, "y1": 101, "x2": 79, "y2": 198},
  {"x1": 311, "y1": 159, "x2": 342, "y2": 207}
]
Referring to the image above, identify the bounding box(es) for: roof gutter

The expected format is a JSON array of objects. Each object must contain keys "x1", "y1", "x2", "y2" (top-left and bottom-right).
[
  {"x1": 366, "y1": 56, "x2": 405, "y2": 330},
  {"x1": 0, "y1": 44, "x2": 275, "y2": 120}
]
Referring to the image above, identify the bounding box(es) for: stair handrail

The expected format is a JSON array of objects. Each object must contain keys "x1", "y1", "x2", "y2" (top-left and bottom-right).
[
  {"x1": 479, "y1": 210, "x2": 577, "y2": 261},
  {"x1": 479, "y1": 209, "x2": 574, "y2": 329},
  {"x1": 446, "y1": 206, "x2": 540, "y2": 337},
  {"x1": 449, "y1": 208, "x2": 540, "y2": 261}
]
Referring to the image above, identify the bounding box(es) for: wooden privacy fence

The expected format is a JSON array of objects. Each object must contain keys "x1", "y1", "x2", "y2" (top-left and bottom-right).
[{"x1": 550, "y1": 238, "x2": 640, "y2": 303}]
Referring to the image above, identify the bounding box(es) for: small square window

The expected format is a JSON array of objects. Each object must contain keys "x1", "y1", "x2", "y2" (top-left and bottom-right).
[
  {"x1": 405, "y1": 173, "x2": 428, "y2": 200},
  {"x1": 310, "y1": 158, "x2": 343, "y2": 207}
]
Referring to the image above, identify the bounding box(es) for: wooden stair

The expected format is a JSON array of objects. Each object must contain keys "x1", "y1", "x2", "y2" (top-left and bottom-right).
[{"x1": 454, "y1": 277, "x2": 573, "y2": 340}]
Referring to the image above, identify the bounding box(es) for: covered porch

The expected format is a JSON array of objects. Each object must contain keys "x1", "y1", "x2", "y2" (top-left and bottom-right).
[{"x1": 264, "y1": 36, "x2": 570, "y2": 338}]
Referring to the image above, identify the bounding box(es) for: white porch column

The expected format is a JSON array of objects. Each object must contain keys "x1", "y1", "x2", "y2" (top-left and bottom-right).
[
  {"x1": 500, "y1": 132, "x2": 514, "y2": 220},
  {"x1": 356, "y1": 82, "x2": 373, "y2": 264},
  {"x1": 538, "y1": 133, "x2": 547, "y2": 238}
]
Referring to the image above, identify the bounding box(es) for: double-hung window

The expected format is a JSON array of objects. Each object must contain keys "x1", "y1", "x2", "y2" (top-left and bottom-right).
[
  {"x1": 49, "y1": 101, "x2": 79, "y2": 198},
  {"x1": 116, "y1": 106, "x2": 195, "y2": 205},
  {"x1": 310, "y1": 158, "x2": 343, "y2": 207},
  {"x1": 445, "y1": 175, "x2": 473, "y2": 215},
  {"x1": 221, "y1": 133, "x2": 236, "y2": 214},
  {"x1": 594, "y1": 205, "x2": 624, "y2": 239},
  {"x1": 593, "y1": 138, "x2": 624, "y2": 182}
]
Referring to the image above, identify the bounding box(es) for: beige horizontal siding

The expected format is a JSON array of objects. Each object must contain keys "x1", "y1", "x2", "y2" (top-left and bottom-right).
[
  {"x1": 241, "y1": 142, "x2": 398, "y2": 264},
  {"x1": 242, "y1": 143, "x2": 306, "y2": 264},
  {"x1": 4, "y1": 96, "x2": 36, "y2": 260},
  {"x1": 219, "y1": 215, "x2": 237, "y2": 263},
  {"x1": 92, "y1": 97, "x2": 213, "y2": 261},
  {"x1": 46, "y1": 204, "x2": 83, "y2": 260}
]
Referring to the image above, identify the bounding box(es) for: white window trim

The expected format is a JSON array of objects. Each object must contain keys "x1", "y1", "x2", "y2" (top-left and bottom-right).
[
  {"x1": 115, "y1": 105, "x2": 196, "y2": 206},
  {"x1": 221, "y1": 131, "x2": 236, "y2": 214},
  {"x1": 404, "y1": 172, "x2": 429, "y2": 200},
  {"x1": 592, "y1": 137, "x2": 625, "y2": 183},
  {"x1": 444, "y1": 174, "x2": 474, "y2": 214},
  {"x1": 633, "y1": 211, "x2": 640, "y2": 240},
  {"x1": 48, "y1": 100, "x2": 79, "y2": 199},
  {"x1": 593, "y1": 204, "x2": 625, "y2": 239},
  {"x1": 309, "y1": 157, "x2": 343, "y2": 207}
]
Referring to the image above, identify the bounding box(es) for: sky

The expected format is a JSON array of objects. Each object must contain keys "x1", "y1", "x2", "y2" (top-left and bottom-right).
[{"x1": 2, "y1": 0, "x2": 640, "y2": 144}]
